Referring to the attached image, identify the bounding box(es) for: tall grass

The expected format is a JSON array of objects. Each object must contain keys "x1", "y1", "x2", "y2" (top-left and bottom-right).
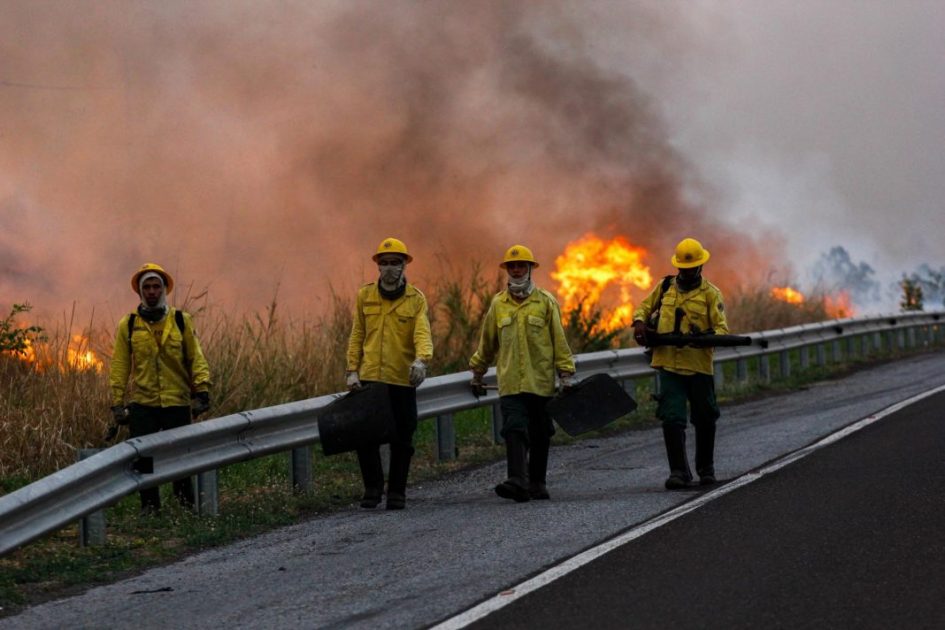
[{"x1": 1, "y1": 269, "x2": 844, "y2": 483}]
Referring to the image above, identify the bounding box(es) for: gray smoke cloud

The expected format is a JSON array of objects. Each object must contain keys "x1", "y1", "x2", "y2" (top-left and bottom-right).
[
  {"x1": 644, "y1": 0, "x2": 945, "y2": 310},
  {"x1": 9, "y1": 2, "x2": 937, "y2": 320}
]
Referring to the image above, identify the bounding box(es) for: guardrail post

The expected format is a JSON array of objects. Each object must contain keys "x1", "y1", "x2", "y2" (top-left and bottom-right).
[
  {"x1": 874, "y1": 332, "x2": 884, "y2": 354},
  {"x1": 291, "y1": 446, "x2": 313, "y2": 493},
  {"x1": 907, "y1": 328, "x2": 916, "y2": 349},
  {"x1": 380, "y1": 444, "x2": 391, "y2": 477},
  {"x1": 831, "y1": 340, "x2": 842, "y2": 363},
  {"x1": 735, "y1": 358, "x2": 748, "y2": 384},
  {"x1": 758, "y1": 355, "x2": 770, "y2": 383},
  {"x1": 815, "y1": 344, "x2": 826, "y2": 367},
  {"x1": 653, "y1": 373, "x2": 662, "y2": 396},
  {"x1": 713, "y1": 363, "x2": 724, "y2": 391},
  {"x1": 846, "y1": 336, "x2": 858, "y2": 359},
  {"x1": 491, "y1": 403, "x2": 504, "y2": 445},
  {"x1": 77, "y1": 448, "x2": 106, "y2": 547},
  {"x1": 197, "y1": 470, "x2": 218, "y2": 517},
  {"x1": 436, "y1": 414, "x2": 456, "y2": 461},
  {"x1": 799, "y1": 346, "x2": 810, "y2": 371},
  {"x1": 779, "y1": 351, "x2": 791, "y2": 379}
]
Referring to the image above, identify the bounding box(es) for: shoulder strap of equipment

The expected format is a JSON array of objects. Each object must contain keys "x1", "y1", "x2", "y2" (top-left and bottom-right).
[
  {"x1": 126, "y1": 310, "x2": 190, "y2": 371},
  {"x1": 175, "y1": 310, "x2": 190, "y2": 370},
  {"x1": 651, "y1": 275, "x2": 674, "y2": 318}
]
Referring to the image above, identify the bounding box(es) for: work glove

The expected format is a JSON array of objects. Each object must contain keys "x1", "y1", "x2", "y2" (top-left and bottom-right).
[
  {"x1": 111, "y1": 405, "x2": 129, "y2": 425},
  {"x1": 191, "y1": 391, "x2": 211, "y2": 417},
  {"x1": 408, "y1": 359, "x2": 427, "y2": 387},
  {"x1": 632, "y1": 320, "x2": 648, "y2": 346},
  {"x1": 346, "y1": 370, "x2": 362, "y2": 391},
  {"x1": 469, "y1": 370, "x2": 487, "y2": 397},
  {"x1": 557, "y1": 372, "x2": 576, "y2": 395}
]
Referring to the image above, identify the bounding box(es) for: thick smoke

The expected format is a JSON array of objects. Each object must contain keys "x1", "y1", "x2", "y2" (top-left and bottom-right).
[
  {"x1": 809, "y1": 246, "x2": 881, "y2": 308},
  {"x1": 0, "y1": 2, "x2": 781, "y2": 320}
]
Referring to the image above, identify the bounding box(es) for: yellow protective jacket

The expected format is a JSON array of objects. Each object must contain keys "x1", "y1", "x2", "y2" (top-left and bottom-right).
[
  {"x1": 469, "y1": 288, "x2": 575, "y2": 397},
  {"x1": 346, "y1": 283, "x2": 434, "y2": 386},
  {"x1": 632, "y1": 277, "x2": 728, "y2": 376},
  {"x1": 109, "y1": 307, "x2": 212, "y2": 407}
]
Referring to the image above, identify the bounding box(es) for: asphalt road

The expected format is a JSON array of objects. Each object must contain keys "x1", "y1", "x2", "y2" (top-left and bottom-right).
[
  {"x1": 4, "y1": 351, "x2": 945, "y2": 629},
  {"x1": 463, "y1": 389, "x2": 945, "y2": 630}
]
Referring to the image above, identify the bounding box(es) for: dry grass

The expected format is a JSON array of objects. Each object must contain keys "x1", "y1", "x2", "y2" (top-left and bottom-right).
[{"x1": 1, "y1": 272, "x2": 844, "y2": 483}]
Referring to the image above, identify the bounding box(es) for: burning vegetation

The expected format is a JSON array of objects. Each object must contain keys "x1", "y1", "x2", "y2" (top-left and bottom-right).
[{"x1": 551, "y1": 233, "x2": 653, "y2": 335}]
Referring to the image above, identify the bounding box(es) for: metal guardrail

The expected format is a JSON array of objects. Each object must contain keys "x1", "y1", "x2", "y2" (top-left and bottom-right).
[{"x1": 1, "y1": 311, "x2": 942, "y2": 555}]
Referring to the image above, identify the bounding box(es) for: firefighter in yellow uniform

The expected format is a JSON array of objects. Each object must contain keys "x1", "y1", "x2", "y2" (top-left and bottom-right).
[
  {"x1": 346, "y1": 238, "x2": 433, "y2": 510},
  {"x1": 632, "y1": 238, "x2": 728, "y2": 489},
  {"x1": 470, "y1": 245, "x2": 575, "y2": 502},
  {"x1": 109, "y1": 263, "x2": 212, "y2": 514}
]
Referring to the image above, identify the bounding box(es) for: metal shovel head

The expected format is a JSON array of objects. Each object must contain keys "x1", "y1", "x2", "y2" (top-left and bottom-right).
[
  {"x1": 318, "y1": 382, "x2": 396, "y2": 456},
  {"x1": 546, "y1": 373, "x2": 637, "y2": 437}
]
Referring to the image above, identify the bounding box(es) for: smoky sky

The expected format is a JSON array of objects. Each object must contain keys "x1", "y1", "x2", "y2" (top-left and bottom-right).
[
  {"x1": 6, "y1": 1, "x2": 935, "y2": 319},
  {"x1": 643, "y1": 1, "x2": 945, "y2": 291}
]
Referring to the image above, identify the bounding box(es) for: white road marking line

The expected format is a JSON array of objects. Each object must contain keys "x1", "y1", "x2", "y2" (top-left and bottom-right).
[{"x1": 432, "y1": 384, "x2": 945, "y2": 629}]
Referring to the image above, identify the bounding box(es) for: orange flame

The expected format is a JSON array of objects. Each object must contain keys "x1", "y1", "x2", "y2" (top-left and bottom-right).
[
  {"x1": 551, "y1": 233, "x2": 653, "y2": 333},
  {"x1": 824, "y1": 291, "x2": 854, "y2": 319},
  {"x1": 772, "y1": 286, "x2": 856, "y2": 319},
  {"x1": 67, "y1": 334, "x2": 105, "y2": 372},
  {"x1": 2, "y1": 334, "x2": 103, "y2": 373},
  {"x1": 771, "y1": 286, "x2": 806, "y2": 304}
]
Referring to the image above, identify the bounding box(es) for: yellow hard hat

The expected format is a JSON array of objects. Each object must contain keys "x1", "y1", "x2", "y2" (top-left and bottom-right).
[
  {"x1": 500, "y1": 244, "x2": 539, "y2": 269},
  {"x1": 131, "y1": 262, "x2": 174, "y2": 294},
  {"x1": 372, "y1": 237, "x2": 413, "y2": 263},
  {"x1": 671, "y1": 238, "x2": 710, "y2": 269}
]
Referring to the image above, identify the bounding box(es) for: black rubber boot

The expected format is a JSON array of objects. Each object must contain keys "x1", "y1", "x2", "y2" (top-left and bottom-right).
[
  {"x1": 495, "y1": 433, "x2": 530, "y2": 503},
  {"x1": 662, "y1": 425, "x2": 694, "y2": 490},
  {"x1": 528, "y1": 439, "x2": 551, "y2": 500},
  {"x1": 357, "y1": 447, "x2": 385, "y2": 508},
  {"x1": 695, "y1": 422, "x2": 717, "y2": 485},
  {"x1": 386, "y1": 445, "x2": 414, "y2": 510}
]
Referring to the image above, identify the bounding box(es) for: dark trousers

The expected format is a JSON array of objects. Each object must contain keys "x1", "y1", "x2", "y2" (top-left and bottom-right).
[
  {"x1": 656, "y1": 370, "x2": 721, "y2": 477},
  {"x1": 356, "y1": 383, "x2": 418, "y2": 494},
  {"x1": 129, "y1": 404, "x2": 195, "y2": 511},
  {"x1": 655, "y1": 370, "x2": 720, "y2": 430},
  {"x1": 499, "y1": 393, "x2": 554, "y2": 485}
]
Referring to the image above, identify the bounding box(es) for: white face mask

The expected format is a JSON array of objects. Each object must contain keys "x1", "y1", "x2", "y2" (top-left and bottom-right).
[{"x1": 507, "y1": 268, "x2": 534, "y2": 299}]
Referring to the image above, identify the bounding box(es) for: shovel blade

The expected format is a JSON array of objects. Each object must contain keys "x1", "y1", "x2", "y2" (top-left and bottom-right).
[
  {"x1": 546, "y1": 373, "x2": 637, "y2": 437},
  {"x1": 318, "y1": 382, "x2": 396, "y2": 456}
]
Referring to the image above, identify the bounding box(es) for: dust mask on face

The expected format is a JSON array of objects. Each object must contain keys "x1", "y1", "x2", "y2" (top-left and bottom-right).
[{"x1": 507, "y1": 268, "x2": 534, "y2": 299}]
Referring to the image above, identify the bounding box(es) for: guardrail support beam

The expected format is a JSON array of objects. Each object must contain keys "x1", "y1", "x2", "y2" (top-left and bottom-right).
[
  {"x1": 491, "y1": 403, "x2": 504, "y2": 445},
  {"x1": 77, "y1": 448, "x2": 106, "y2": 547},
  {"x1": 735, "y1": 358, "x2": 748, "y2": 384},
  {"x1": 291, "y1": 447, "x2": 313, "y2": 493},
  {"x1": 197, "y1": 470, "x2": 219, "y2": 517},
  {"x1": 713, "y1": 363, "x2": 724, "y2": 391},
  {"x1": 436, "y1": 414, "x2": 456, "y2": 461},
  {"x1": 779, "y1": 351, "x2": 791, "y2": 379}
]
